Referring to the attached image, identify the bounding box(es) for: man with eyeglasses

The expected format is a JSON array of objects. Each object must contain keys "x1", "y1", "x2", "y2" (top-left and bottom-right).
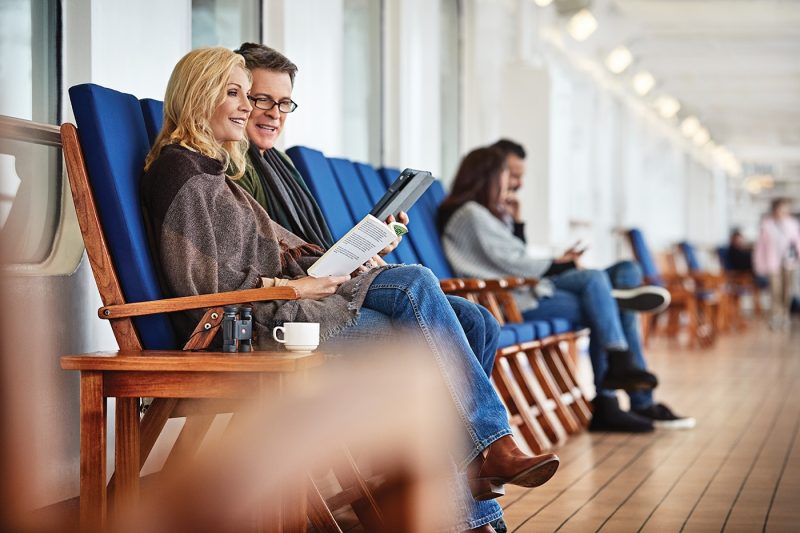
[
  {"x1": 231, "y1": 43, "x2": 335, "y2": 250},
  {"x1": 232, "y1": 43, "x2": 512, "y2": 533}
]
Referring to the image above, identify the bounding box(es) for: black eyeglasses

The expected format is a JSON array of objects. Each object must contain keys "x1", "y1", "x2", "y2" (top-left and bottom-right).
[{"x1": 247, "y1": 96, "x2": 298, "y2": 113}]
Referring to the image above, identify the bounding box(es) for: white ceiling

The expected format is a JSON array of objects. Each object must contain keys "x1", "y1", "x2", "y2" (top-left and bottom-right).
[{"x1": 562, "y1": 0, "x2": 800, "y2": 184}]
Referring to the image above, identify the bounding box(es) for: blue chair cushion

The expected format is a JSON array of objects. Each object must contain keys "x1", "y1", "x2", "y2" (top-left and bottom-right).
[
  {"x1": 529, "y1": 320, "x2": 552, "y2": 339},
  {"x1": 628, "y1": 228, "x2": 663, "y2": 286},
  {"x1": 286, "y1": 146, "x2": 354, "y2": 240},
  {"x1": 429, "y1": 179, "x2": 445, "y2": 206},
  {"x1": 504, "y1": 323, "x2": 536, "y2": 343},
  {"x1": 139, "y1": 98, "x2": 163, "y2": 147},
  {"x1": 380, "y1": 167, "x2": 454, "y2": 279},
  {"x1": 679, "y1": 241, "x2": 701, "y2": 272},
  {"x1": 549, "y1": 318, "x2": 571, "y2": 335},
  {"x1": 498, "y1": 326, "x2": 517, "y2": 348},
  {"x1": 69, "y1": 84, "x2": 176, "y2": 349},
  {"x1": 353, "y1": 162, "x2": 419, "y2": 265}
]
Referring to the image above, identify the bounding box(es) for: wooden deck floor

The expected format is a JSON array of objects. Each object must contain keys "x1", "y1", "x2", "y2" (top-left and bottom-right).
[{"x1": 500, "y1": 322, "x2": 800, "y2": 532}]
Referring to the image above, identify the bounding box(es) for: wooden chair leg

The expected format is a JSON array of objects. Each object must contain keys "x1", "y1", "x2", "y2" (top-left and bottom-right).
[
  {"x1": 506, "y1": 353, "x2": 568, "y2": 446},
  {"x1": 307, "y1": 476, "x2": 343, "y2": 533},
  {"x1": 113, "y1": 398, "x2": 140, "y2": 520},
  {"x1": 540, "y1": 344, "x2": 591, "y2": 427},
  {"x1": 526, "y1": 349, "x2": 580, "y2": 435},
  {"x1": 161, "y1": 414, "x2": 216, "y2": 473},
  {"x1": 492, "y1": 355, "x2": 551, "y2": 454},
  {"x1": 331, "y1": 447, "x2": 384, "y2": 531},
  {"x1": 544, "y1": 340, "x2": 591, "y2": 420}
]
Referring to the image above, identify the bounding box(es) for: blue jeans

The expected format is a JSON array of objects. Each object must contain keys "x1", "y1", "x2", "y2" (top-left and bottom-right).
[
  {"x1": 604, "y1": 261, "x2": 654, "y2": 410},
  {"x1": 335, "y1": 266, "x2": 508, "y2": 528},
  {"x1": 521, "y1": 262, "x2": 653, "y2": 407}
]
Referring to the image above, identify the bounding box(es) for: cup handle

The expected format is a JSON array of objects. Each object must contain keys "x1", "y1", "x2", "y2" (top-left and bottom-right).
[{"x1": 273, "y1": 326, "x2": 286, "y2": 344}]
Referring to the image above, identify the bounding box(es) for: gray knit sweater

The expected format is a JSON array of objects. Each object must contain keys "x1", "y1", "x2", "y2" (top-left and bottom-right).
[{"x1": 441, "y1": 201, "x2": 554, "y2": 310}]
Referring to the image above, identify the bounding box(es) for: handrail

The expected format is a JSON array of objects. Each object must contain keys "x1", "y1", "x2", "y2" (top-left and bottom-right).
[{"x1": 0, "y1": 115, "x2": 62, "y2": 148}]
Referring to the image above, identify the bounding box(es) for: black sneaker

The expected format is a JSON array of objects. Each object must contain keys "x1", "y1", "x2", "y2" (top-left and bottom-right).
[
  {"x1": 589, "y1": 395, "x2": 654, "y2": 433},
  {"x1": 633, "y1": 403, "x2": 696, "y2": 429},
  {"x1": 612, "y1": 286, "x2": 671, "y2": 313},
  {"x1": 601, "y1": 350, "x2": 659, "y2": 392}
]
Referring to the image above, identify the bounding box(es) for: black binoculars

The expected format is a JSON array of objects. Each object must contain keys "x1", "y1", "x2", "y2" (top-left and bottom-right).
[{"x1": 222, "y1": 305, "x2": 253, "y2": 353}]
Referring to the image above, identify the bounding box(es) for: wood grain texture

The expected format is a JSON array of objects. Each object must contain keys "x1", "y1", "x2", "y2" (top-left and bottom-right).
[
  {"x1": 79, "y1": 371, "x2": 106, "y2": 530},
  {"x1": 113, "y1": 398, "x2": 140, "y2": 519},
  {"x1": 98, "y1": 286, "x2": 300, "y2": 319},
  {"x1": 61, "y1": 350, "x2": 326, "y2": 372},
  {"x1": 61, "y1": 123, "x2": 142, "y2": 350},
  {"x1": 501, "y1": 324, "x2": 800, "y2": 532}
]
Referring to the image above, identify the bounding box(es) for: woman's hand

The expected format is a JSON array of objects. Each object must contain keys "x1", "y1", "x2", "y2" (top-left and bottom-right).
[
  {"x1": 378, "y1": 211, "x2": 410, "y2": 256},
  {"x1": 286, "y1": 275, "x2": 350, "y2": 300}
]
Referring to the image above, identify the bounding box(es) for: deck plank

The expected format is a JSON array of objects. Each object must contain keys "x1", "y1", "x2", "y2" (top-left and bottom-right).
[{"x1": 501, "y1": 323, "x2": 800, "y2": 532}]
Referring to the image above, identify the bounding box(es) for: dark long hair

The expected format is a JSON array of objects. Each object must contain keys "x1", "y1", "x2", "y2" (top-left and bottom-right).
[{"x1": 438, "y1": 147, "x2": 508, "y2": 231}]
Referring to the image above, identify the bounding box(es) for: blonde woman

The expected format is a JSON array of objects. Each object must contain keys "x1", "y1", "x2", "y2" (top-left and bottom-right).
[{"x1": 141, "y1": 48, "x2": 559, "y2": 533}]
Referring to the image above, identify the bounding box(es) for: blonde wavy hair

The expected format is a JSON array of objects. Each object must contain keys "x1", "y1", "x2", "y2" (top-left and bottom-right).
[{"x1": 144, "y1": 47, "x2": 251, "y2": 178}]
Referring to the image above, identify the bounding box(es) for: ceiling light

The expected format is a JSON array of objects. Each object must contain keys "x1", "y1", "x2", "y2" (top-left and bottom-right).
[
  {"x1": 632, "y1": 71, "x2": 655, "y2": 96},
  {"x1": 567, "y1": 9, "x2": 598, "y2": 42},
  {"x1": 533, "y1": 0, "x2": 553, "y2": 6},
  {"x1": 680, "y1": 116, "x2": 700, "y2": 138},
  {"x1": 654, "y1": 95, "x2": 680, "y2": 119},
  {"x1": 606, "y1": 46, "x2": 633, "y2": 74},
  {"x1": 693, "y1": 127, "x2": 710, "y2": 146}
]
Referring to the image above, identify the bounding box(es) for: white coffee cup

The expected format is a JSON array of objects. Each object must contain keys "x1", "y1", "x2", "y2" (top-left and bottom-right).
[{"x1": 272, "y1": 322, "x2": 320, "y2": 353}]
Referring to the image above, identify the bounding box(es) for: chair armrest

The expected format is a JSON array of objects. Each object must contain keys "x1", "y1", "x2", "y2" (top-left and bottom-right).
[{"x1": 99, "y1": 286, "x2": 300, "y2": 319}]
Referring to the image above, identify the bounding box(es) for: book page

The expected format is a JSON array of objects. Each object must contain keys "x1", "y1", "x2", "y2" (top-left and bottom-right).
[{"x1": 308, "y1": 215, "x2": 397, "y2": 277}]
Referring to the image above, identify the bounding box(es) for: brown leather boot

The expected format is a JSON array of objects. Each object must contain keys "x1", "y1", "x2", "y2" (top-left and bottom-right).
[{"x1": 467, "y1": 435, "x2": 559, "y2": 500}]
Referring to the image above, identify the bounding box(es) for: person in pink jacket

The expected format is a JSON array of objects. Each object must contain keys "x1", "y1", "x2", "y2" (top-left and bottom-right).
[{"x1": 754, "y1": 198, "x2": 800, "y2": 329}]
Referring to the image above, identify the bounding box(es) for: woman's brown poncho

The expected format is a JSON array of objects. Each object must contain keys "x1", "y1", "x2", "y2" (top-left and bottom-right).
[{"x1": 141, "y1": 144, "x2": 387, "y2": 348}]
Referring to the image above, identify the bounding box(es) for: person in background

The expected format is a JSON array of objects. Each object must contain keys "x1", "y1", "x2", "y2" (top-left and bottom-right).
[
  {"x1": 754, "y1": 198, "x2": 800, "y2": 330},
  {"x1": 728, "y1": 229, "x2": 755, "y2": 273},
  {"x1": 439, "y1": 144, "x2": 696, "y2": 432}
]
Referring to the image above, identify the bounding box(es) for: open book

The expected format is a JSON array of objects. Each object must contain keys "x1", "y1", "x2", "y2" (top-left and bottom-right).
[{"x1": 307, "y1": 215, "x2": 408, "y2": 277}]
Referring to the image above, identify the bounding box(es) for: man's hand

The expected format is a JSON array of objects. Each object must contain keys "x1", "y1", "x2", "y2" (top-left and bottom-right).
[
  {"x1": 352, "y1": 255, "x2": 386, "y2": 276},
  {"x1": 378, "y1": 211, "x2": 410, "y2": 256},
  {"x1": 554, "y1": 242, "x2": 586, "y2": 264},
  {"x1": 286, "y1": 275, "x2": 350, "y2": 299},
  {"x1": 506, "y1": 190, "x2": 522, "y2": 223}
]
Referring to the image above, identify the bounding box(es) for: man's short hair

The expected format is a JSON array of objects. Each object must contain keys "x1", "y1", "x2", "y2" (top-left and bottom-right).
[
  {"x1": 234, "y1": 42, "x2": 298, "y2": 85},
  {"x1": 491, "y1": 139, "x2": 526, "y2": 159}
]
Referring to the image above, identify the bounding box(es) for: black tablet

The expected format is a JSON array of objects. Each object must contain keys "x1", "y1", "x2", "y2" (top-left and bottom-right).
[{"x1": 369, "y1": 168, "x2": 434, "y2": 221}]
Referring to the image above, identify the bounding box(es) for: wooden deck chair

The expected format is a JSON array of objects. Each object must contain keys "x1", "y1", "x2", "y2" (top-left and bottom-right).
[
  {"x1": 138, "y1": 96, "x2": 399, "y2": 532},
  {"x1": 627, "y1": 229, "x2": 716, "y2": 348},
  {"x1": 678, "y1": 241, "x2": 742, "y2": 332},
  {"x1": 441, "y1": 278, "x2": 592, "y2": 454},
  {"x1": 61, "y1": 84, "x2": 396, "y2": 531}
]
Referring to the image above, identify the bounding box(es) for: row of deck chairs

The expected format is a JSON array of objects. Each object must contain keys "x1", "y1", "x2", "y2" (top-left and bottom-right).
[
  {"x1": 64, "y1": 82, "x2": 596, "y2": 530},
  {"x1": 627, "y1": 230, "x2": 760, "y2": 348}
]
